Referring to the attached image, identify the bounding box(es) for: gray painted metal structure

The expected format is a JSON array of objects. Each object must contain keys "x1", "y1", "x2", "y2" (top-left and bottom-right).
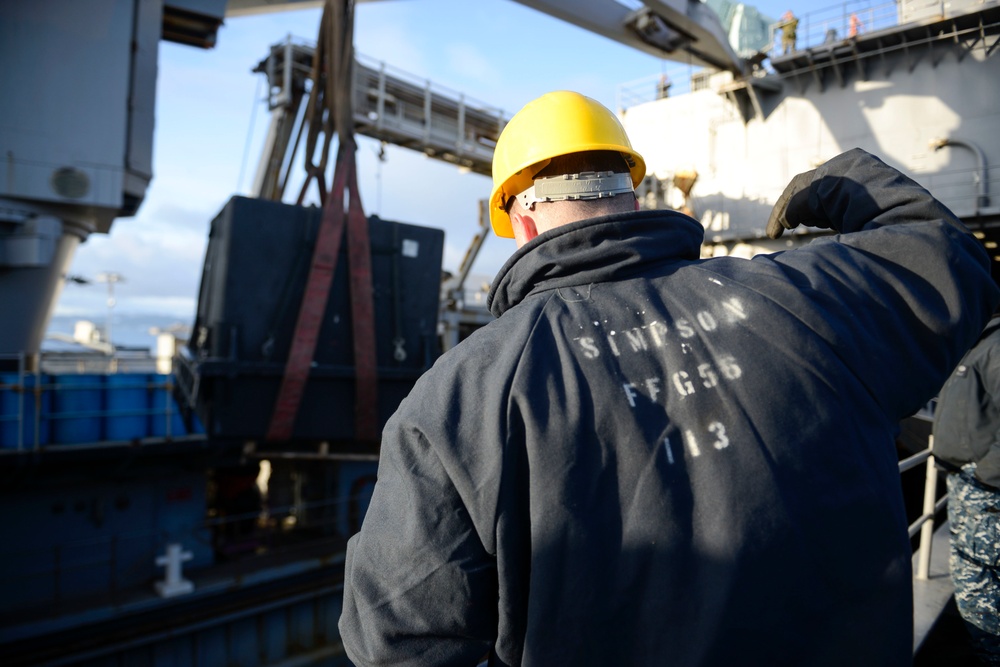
[
  {"x1": 621, "y1": 0, "x2": 1000, "y2": 271},
  {"x1": 0, "y1": 0, "x2": 229, "y2": 366},
  {"x1": 225, "y1": 0, "x2": 746, "y2": 71},
  {"x1": 2, "y1": 1, "x2": 996, "y2": 663},
  {"x1": 1, "y1": 0, "x2": 740, "y2": 364},
  {"x1": 251, "y1": 38, "x2": 506, "y2": 201}
]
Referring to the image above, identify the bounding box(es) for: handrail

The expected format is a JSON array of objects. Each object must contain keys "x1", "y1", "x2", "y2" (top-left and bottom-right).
[
  {"x1": 903, "y1": 434, "x2": 944, "y2": 580},
  {"x1": 767, "y1": 0, "x2": 902, "y2": 57}
]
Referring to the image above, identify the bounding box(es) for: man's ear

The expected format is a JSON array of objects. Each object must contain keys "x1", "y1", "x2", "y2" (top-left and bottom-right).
[{"x1": 511, "y1": 208, "x2": 539, "y2": 248}]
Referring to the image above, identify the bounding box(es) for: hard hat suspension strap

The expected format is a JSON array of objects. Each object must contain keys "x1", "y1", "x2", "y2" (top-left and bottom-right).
[{"x1": 515, "y1": 171, "x2": 633, "y2": 210}]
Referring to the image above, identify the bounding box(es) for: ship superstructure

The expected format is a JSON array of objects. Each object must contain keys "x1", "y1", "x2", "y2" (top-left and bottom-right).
[
  {"x1": 621, "y1": 0, "x2": 1000, "y2": 273},
  {"x1": 0, "y1": 0, "x2": 996, "y2": 664}
]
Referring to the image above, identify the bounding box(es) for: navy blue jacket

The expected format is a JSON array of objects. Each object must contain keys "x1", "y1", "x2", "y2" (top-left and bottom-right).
[
  {"x1": 339, "y1": 149, "x2": 999, "y2": 666},
  {"x1": 933, "y1": 314, "x2": 1000, "y2": 488}
]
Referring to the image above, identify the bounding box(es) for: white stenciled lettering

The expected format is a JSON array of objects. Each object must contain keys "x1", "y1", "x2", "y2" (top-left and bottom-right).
[
  {"x1": 617, "y1": 356, "x2": 745, "y2": 407},
  {"x1": 673, "y1": 371, "x2": 695, "y2": 397},
  {"x1": 696, "y1": 311, "x2": 718, "y2": 331},
  {"x1": 663, "y1": 421, "x2": 733, "y2": 464},
  {"x1": 647, "y1": 321, "x2": 669, "y2": 347},
  {"x1": 644, "y1": 377, "x2": 662, "y2": 402},
  {"x1": 570, "y1": 299, "x2": 752, "y2": 367},
  {"x1": 684, "y1": 429, "x2": 701, "y2": 457},
  {"x1": 623, "y1": 383, "x2": 638, "y2": 407},
  {"x1": 722, "y1": 297, "x2": 748, "y2": 322},
  {"x1": 719, "y1": 355, "x2": 742, "y2": 380},
  {"x1": 576, "y1": 337, "x2": 600, "y2": 360},
  {"x1": 697, "y1": 363, "x2": 718, "y2": 389},
  {"x1": 709, "y1": 422, "x2": 729, "y2": 449},
  {"x1": 624, "y1": 328, "x2": 647, "y2": 352},
  {"x1": 663, "y1": 421, "x2": 729, "y2": 465}
]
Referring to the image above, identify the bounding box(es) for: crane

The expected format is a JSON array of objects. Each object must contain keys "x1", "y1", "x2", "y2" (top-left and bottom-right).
[{"x1": 0, "y1": 0, "x2": 746, "y2": 367}]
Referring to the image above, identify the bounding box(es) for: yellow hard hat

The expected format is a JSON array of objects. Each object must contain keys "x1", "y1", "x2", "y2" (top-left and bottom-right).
[{"x1": 489, "y1": 91, "x2": 646, "y2": 238}]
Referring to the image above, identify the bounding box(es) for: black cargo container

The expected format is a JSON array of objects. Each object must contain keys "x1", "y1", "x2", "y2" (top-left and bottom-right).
[{"x1": 175, "y1": 196, "x2": 445, "y2": 446}]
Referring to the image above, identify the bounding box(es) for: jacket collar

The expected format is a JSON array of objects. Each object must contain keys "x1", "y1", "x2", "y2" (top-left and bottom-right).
[
  {"x1": 981, "y1": 313, "x2": 1000, "y2": 339},
  {"x1": 488, "y1": 210, "x2": 705, "y2": 317}
]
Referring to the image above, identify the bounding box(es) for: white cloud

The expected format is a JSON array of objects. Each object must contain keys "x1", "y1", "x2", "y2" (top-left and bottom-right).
[{"x1": 51, "y1": 0, "x2": 667, "y2": 329}]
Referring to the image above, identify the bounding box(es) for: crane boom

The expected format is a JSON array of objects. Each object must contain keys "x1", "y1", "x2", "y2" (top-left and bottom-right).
[
  {"x1": 223, "y1": 0, "x2": 745, "y2": 72},
  {"x1": 508, "y1": 0, "x2": 744, "y2": 73}
]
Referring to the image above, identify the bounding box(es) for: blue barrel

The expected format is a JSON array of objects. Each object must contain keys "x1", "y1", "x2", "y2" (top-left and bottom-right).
[
  {"x1": 105, "y1": 374, "x2": 151, "y2": 441},
  {"x1": 150, "y1": 374, "x2": 187, "y2": 437},
  {"x1": 0, "y1": 373, "x2": 21, "y2": 448},
  {"x1": 0, "y1": 373, "x2": 50, "y2": 449},
  {"x1": 51, "y1": 374, "x2": 103, "y2": 444}
]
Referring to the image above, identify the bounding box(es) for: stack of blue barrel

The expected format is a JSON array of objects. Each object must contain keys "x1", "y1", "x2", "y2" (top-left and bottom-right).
[{"x1": 0, "y1": 373, "x2": 204, "y2": 449}]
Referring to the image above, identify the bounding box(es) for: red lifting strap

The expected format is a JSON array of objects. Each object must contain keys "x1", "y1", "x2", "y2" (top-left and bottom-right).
[
  {"x1": 266, "y1": 145, "x2": 379, "y2": 444},
  {"x1": 344, "y1": 154, "x2": 379, "y2": 443}
]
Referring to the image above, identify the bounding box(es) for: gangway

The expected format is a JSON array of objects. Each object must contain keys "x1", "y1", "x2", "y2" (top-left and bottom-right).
[{"x1": 251, "y1": 37, "x2": 507, "y2": 201}]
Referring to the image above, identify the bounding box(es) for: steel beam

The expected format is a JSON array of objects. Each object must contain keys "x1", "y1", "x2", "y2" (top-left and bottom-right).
[{"x1": 509, "y1": 0, "x2": 744, "y2": 73}]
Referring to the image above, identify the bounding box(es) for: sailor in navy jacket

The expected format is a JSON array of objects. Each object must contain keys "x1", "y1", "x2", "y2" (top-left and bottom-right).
[
  {"x1": 934, "y1": 313, "x2": 1000, "y2": 489},
  {"x1": 339, "y1": 148, "x2": 999, "y2": 666}
]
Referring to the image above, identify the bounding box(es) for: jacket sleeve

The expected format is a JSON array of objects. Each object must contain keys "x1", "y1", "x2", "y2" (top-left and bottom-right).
[
  {"x1": 976, "y1": 335, "x2": 1000, "y2": 487},
  {"x1": 765, "y1": 148, "x2": 1000, "y2": 420},
  {"x1": 340, "y1": 350, "x2": 500, "y2": 667},
  {"x1": 338, "y1": 391, "x2": 498, "y2": 666}
]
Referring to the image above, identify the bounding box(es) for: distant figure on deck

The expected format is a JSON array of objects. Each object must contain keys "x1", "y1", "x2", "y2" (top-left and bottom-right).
[
  {"x1": 339, "y1": 90, "x2": 999, "y2": 666},
  {"x1": 849, "y1": 13, "x2": 864, "y2": 38},
  {"x1": 933, "y1": 309, "x2": 1000, "y2": 666},
  {"x1": 657, "y1": 73, "x2": 672, "y2": 99},
  {"x1": 780, "y1": 10, "x2": 799, "y2": 54}
]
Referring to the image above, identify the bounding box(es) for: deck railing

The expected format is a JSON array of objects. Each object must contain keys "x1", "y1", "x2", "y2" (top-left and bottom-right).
[
  {"x1": 768, "y1": 0, "x2": 902, "y2": 56},
  {"x1": 901, "y1": 413, "x2": 958, "y2": 654},
  {"x1": 900, "y1": 437, "x2": 946, "y2": 580}
]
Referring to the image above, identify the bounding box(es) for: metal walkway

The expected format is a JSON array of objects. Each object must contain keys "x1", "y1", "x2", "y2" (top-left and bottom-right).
[
  {"x1": 769, "y1": 1, "x2": 1000, "y2": 85},
  {"x1": 251, "y1": 38, "x2": 506, "y2": 200},
  {"x1": 352, "y1": 53, "x2": 505, "y2": 177}
]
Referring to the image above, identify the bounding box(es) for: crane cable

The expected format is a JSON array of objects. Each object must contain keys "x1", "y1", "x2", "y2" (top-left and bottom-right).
[{"x1": 267, "y1": 0, "x2": 379, "y2": 446}]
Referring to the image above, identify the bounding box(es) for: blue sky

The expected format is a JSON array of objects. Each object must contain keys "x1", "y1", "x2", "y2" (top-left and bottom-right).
[{"x1": 53, "y1": 0, "x2": 832, "y2": 337}]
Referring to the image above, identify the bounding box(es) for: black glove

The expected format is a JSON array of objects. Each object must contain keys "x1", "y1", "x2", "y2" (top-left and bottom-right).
[{"x1": 766, "y1": 168, "x2": 834, "y2": 239}]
